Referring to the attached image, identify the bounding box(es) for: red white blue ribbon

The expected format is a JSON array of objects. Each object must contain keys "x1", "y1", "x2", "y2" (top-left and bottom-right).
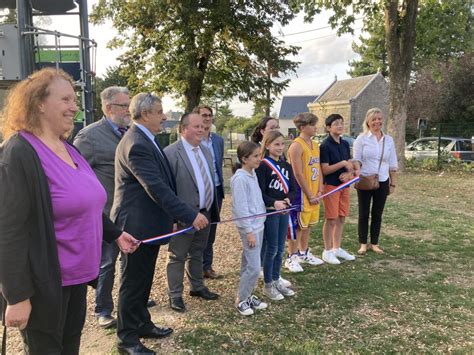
[
  {"x1": 140, "y1": 176, "x2": 360, "y2": 244},
  {"x1": 261, "y1": 157, "x2": 289, "y2": 194}
]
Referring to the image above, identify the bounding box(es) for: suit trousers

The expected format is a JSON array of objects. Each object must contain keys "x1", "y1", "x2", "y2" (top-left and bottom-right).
[
  {"x1": 203, "y1": 187, "x2": 224, "y2": 272},
  {"x1": 117, "y1": 243, "x2": 160, "y2": 346},
  {"x1": 20, "y1": 283, "x2": 87, "y2": 355},
  {"x1": 167, "y1": 213, "x2": 211, "y2": 298}
]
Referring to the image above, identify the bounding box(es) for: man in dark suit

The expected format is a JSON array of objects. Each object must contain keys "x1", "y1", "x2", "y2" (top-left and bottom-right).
[
  {"x1": 193, "y1": 105, "x2": 225, "y2": 279},
  {"x1": 74, "y1": 86, "x2": 130, "y2": 329},
  {"x1": 111, "y1": 93, "x2": 208, "y2": 355},
  {"x1": 164, "y1": 113, "x2": 220, "y2": 313}
]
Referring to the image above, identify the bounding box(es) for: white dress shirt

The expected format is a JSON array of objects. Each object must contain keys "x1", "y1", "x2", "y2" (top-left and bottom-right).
[
  {"x1": 181, "y1": 137, "x2": 215, "y2": 210},
  {"x1": 353, "y1": 131, "x2": 398, "y2": 182}
]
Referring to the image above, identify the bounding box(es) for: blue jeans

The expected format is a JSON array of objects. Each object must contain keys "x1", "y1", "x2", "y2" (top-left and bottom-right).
[
  {"x1": 94, "y1": 241, "x2": 120, "y2": 316},
  {"x1": 263, "y1": 213, "x2": 289, "y2": 284}
]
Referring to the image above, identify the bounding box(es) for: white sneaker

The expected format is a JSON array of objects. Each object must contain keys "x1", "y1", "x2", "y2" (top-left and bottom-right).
[
  {"x1": 263, "y1": 283, "x2": 284, "y2": 301},
  {"x1": 275, "y1": 280, "x2": 296, "y2": 297},
  {"x1": 322, "y1": 250, "x2": 341, "y2": 265},
  {"x1": 284, "y1": 255, "x2": 304, "y2": 273},
  {"x1": 279, "y1": 276, "x2": 292, "y2": 288},
  {"x1": 248, "y1": 295, "x2": 268, "y2": 310},
  {"x1": 334, "y1": 248, "x2": 356, "y2": 261},
  {"x1": 237, "y1": 299, "x2": 254, "y2": 316},
  {"x1": 298, "y1": 249, "x2": 324, "y2": 266}
]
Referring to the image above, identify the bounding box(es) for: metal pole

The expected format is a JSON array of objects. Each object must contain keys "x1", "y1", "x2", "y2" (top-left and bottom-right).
[
  {"x1": 17, "y1": 0, "x2": 35, "y2": 78},
  {"x1": 437, "y1": 122, "x2": 442, "y2": 169},
  {"x1": 77, "y1": 0, "x2": 93, "y2": 126}
]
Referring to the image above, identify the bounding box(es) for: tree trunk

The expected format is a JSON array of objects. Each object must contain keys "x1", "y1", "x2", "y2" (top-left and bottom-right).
[{"x1": 384, "y1": 0, "x2": 418, "y2": 172}]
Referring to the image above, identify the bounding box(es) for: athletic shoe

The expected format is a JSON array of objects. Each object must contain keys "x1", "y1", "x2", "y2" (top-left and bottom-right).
[
  {"x1": 284, "y1": 255, "x2": 304, "y2": 273},
  {"x1": 275, "y1": 279, "x2": 295, "y2": 297},
  {"x1": 322, "y1": 250, "x2": 341, "y2": 265},
  {"x1": 237, "y1": 299, "x2": 254, "y2": 316},
  {"x1": 298, "y1": 249, "x2": 324, "y2": 266},
  {"x1": 279, "y1": 276, "x2": 292, "y2": 288},
  {"x1": 334, "y1": 248, "x2": 356, "y2": 261},
  {"x1": 248, "y1": 295, "x2": 268, "y2": 310},
  {"x1": 263, "y1": 283, "x2": 284, "y2": 301}
]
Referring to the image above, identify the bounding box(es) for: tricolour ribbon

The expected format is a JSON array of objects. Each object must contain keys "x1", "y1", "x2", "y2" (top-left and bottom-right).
[{"x1": 140, "y1": 176, "x2": 360, "y2": 244}]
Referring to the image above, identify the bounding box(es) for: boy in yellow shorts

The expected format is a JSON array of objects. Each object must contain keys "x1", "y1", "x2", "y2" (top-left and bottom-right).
[{"x1": 285, "y1": 113, "x2": 324, "y2": 272}]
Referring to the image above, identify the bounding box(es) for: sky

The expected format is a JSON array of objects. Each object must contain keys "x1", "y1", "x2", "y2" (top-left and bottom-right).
[{"x1": 41, "y1": 3, "x2": 363, "y2": 117}]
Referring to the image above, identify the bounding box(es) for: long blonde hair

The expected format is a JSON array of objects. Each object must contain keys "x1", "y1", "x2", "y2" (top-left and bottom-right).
[
  {"x1": 361, "y1": 107, "x2": 383, "y2": 134},
  {"x1": 0, "y1": 68, "x2": 74, "y2": 140},
  {"x1": 260, "y1": 130, "x2": 285, "y2": 159}
]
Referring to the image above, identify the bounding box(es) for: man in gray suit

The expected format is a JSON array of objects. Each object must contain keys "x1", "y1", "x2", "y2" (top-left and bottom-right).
[
  {"x1": 193, "y1": 105, "x2": 225, "y2": 279},
  {"x1": 74, "y1": 86, "x2": 130, "y2": 328},
  {"x1": 164, "y1": 112, "x2": 220, "y2": 312}
]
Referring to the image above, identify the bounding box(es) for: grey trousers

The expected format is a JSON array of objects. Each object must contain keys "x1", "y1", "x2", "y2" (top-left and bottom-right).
[
  {"x1": 237, "y1": 229, "x2": 264, "y2": 302},
  {"x1": 167, "y1": 222, "x2": 211, "y2": 298}
]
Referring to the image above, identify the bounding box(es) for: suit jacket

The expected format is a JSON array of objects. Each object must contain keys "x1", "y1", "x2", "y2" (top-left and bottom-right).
[
  {"x1": 209, "y1": 133, "x2": 225, "y2": 198},
  {"x1": 164, "y1": 139, "x2": 219, "y2": 223},
  {"x1": 73, "y1": 117, "x2": 121, "y2": 215},
  {"x1": 110, "y1": 124, "x2": 197, "y2": 243}
]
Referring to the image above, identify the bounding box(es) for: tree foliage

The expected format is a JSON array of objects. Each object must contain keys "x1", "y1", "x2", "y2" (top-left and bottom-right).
[
  {"x1": 407, "y1": 54, "x2": 474, "y2": 138},
  {"x1": 349, "y1": 0, "x2": 472, "y2": 77},
  {"x1": 294, "y1": 0, "x2": 419, "y2": 170},
  {"x1": 90, "y1": 0, "x2": 301, "y2": 112}
]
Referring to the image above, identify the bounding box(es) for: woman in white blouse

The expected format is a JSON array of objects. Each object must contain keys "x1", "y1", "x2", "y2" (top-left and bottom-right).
[{"x1": 353, "y1": 108, "x2": 398, "y2": 255}]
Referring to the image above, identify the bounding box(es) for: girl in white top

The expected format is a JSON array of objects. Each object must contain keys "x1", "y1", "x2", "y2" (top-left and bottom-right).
[{"x1": 353, "y1": 108, "x2": 398, "y2": 255}]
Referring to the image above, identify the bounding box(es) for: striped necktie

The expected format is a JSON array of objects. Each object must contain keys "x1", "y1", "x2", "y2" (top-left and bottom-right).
[
  {"x1": 117, "y1": 127, "x2": 128, "y2": 137},
  {"x1": 192, "y1": 147, "x2": 213, "y2": 211}
]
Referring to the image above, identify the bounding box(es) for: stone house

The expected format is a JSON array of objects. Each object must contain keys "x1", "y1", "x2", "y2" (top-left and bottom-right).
[{"x1": 308, "y1": 73, "x2": 389, "y2": 136}]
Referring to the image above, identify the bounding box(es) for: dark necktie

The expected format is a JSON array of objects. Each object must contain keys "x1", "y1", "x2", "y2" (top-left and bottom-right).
[{"x1": 117, "y1": 127, "x2": 128, "y2": 137}]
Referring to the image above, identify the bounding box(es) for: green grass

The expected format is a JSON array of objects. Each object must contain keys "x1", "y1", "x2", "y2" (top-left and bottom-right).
[{"x1": 177, "y1": 171, "x2": 474, "y2": 353}]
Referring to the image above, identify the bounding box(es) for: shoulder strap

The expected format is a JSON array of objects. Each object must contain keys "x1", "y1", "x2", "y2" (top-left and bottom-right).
[{"x1": 377, "y1": 135, "x2": 385, "y2": 174}]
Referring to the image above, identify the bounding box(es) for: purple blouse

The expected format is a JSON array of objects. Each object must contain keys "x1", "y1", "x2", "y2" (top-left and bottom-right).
[{"x1": 21, "y1": 131, "x2": 107, "y2": 286}]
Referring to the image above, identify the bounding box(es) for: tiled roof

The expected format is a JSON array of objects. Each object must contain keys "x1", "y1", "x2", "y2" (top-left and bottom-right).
[
  {"x1": 278, "y1": 95, "x2": 318, "y2": 120},
  {"x1": 316, "y1": 73, "x2": 381, "y2": 103}
]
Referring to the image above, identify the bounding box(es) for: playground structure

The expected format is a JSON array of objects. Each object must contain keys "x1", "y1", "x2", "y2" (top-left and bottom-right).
[{"x1": 0, "y1": 0, "x2": 96, "y2": 126}]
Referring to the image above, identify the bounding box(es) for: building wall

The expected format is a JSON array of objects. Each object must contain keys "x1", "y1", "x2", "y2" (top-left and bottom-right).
[
  {"x1": 279, "y1": 118, "x2": 295, "y2": 137},
  {"x1": 308, "y1": 101, "x2": 351, "y2": 135},
  {"x1": 351, "y1": 75, "x2": 389, "y2": 136}
]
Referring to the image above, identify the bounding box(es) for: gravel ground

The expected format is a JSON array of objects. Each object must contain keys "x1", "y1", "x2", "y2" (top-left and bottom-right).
[{"x1": 4, "y1": 193, "x2": 244, "y2": 354}]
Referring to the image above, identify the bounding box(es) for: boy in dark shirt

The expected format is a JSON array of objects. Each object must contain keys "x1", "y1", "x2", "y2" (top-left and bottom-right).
[{"x1": 320, "y1": 114, "x2": 360, "y2": 264}]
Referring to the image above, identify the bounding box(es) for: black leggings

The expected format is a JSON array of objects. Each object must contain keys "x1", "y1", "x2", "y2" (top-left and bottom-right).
[{"x1": 357, "y1": 179, "x2": 390, "y2": 245}]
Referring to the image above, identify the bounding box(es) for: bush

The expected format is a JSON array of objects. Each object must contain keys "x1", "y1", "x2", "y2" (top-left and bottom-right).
[{"x1": 406, "y1": 157, "x2": 473, "y2": 173}]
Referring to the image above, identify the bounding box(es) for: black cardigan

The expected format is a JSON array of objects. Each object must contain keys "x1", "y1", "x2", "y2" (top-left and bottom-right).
[{"x1": 0, "y1": 134, "x2": 122, "y2": 332}]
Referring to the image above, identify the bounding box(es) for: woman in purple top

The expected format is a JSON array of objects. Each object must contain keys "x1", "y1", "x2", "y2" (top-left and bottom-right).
[{"x1": 0, "y1": 68, "x2": 139, "y2": 354}]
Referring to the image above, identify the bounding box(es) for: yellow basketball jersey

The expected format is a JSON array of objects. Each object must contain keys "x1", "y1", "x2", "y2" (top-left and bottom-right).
[{"x1": 291, "y1": 137, "x2": 321, "y2": 212}]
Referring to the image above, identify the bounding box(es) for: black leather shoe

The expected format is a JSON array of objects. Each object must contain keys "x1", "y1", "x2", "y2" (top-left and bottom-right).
[
  {"x1": 117, "y1": 342, "x2": 155, "y2": 355},
  {"x1": 189, "y1": 288, "x2": 219, "y2": 300},
  {"x1": 139, "y1": 325, "x2": 174, "y2": 339},
  {"x1": 147, "y1": 299, "x2": 157, "y2": 308},
  {"x1": 169, "y1": 297, "x2": 186, "y2": 312}
]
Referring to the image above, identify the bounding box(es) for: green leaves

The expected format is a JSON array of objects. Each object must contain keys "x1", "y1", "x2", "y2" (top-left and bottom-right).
[{"x1": 91, "y1": 0, "x2": 302, "y2": 112}]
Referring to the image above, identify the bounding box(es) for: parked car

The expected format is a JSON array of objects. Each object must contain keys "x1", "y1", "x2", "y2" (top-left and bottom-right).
[{"x1": 405, "y1": 137, "x2": 474, "y2": 162}]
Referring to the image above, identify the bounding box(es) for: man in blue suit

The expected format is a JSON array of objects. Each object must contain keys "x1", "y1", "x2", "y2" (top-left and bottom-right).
[{"x1": 193, "y1": 105, "x2": 225, "y2": 279}]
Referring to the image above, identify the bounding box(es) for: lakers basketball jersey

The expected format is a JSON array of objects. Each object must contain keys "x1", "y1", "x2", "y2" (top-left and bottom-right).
[{"x1": 290, "y1": 137, "x2": 321, "y2": 212}]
